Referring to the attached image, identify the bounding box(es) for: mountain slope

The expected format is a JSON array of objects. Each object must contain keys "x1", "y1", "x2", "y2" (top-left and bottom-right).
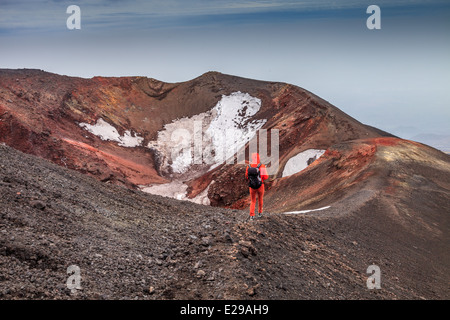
[
  {"x1": 0, "y1": 142, "x2": 448, "y2": 299},
  {"x1": 0, "y1": 69, "x2": 391, "y2": 210},
  {"x1": 0, "y1": 69, "x2": 449, "y2": 300}
]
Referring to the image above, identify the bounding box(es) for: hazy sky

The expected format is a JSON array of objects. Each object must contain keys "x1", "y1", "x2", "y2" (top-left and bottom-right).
[{"x1": 1, "y1": 0, "x2": 449, "y2": 137}]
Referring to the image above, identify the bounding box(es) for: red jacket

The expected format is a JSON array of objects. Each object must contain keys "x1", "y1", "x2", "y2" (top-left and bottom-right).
[{"x1": 245, "y1": 153, "x2": 269, "y2": 181}]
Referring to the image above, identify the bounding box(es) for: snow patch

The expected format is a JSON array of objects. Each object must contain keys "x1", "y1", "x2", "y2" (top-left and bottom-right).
[
  {"x1": 190, "y1": 182, "x2": 212, "y2": 206},
  {"x1": 147, "y1": 92, "x2": 266, "y2": 175},
  {"x1": 142, "y1": 92, "x2": 265, "y2": 204},
  {"x1": 79, "y1": 118, "x2": 143, "y2": 147},
  {"x1": 140, "y1": 181, "x2": 212, "y2": 206},
  {"x1": 282, "y1": 149, "x2": 326, "y2": 177},
  {"x1": 284, "y1": 206, "x2": 331, "y2": 214},
  {"x1": 140, "y1": 181, "x2": 188, "y2": 201},
  {"x1": 205, "y1": 92, "x2": 266, "y2": 168},
  {"x1": 148, "y1": 112, "x2": 212, "y2": 174}
]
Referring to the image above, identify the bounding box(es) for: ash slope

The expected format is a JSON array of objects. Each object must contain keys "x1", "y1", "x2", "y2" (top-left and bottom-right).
[{"x1": 1, "y1": 143, "x2": 448, "y2": 299}]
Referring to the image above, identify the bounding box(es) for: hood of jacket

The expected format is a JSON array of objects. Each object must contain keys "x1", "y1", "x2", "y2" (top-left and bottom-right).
[{"x1": 251, "y1": 153, "x2": 260, "y2": 165}]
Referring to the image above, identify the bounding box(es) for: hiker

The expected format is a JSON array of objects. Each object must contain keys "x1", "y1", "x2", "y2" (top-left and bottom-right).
[{"x1": 245, "y1": 153, "x2": 268, "y2": 220}]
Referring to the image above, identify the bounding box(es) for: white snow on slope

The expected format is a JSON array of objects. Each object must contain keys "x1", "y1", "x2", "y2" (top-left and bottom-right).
[
  {"x1": 142, "y1": 92, "x2": 265, "y2": 204},
  {"x1": 284, "y1": 206, "x2": 331, "y2": 214},
  {"x1": 140, "y1": 180, "x2": 212, "y2": 206},
  {"x1": 147, "y1": 112, "x2": 212, "y2": 174},
  {"x1": 282, "y1": 149, "x2": 326, "y2": 177},
  {"x1": 147, "y1": 92, "x2": 266, "y2": 174},
  {"x1": 79, "y1": 118, "x2": 143, "y2": 147},
  {"x1": 140, "y1": 181, "x2": 188, "y2": 201},
  {"x1": 205, "y1": 92, "x2": 266, "y2": 168}
]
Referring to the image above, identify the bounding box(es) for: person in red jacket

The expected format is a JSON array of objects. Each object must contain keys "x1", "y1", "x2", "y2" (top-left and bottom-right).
[{"x1": 245, "y1": 153, "x2": 269, "y2": 220}]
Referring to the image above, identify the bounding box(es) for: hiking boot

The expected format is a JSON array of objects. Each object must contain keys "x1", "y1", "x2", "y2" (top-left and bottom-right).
[
  {"x1": 249, "y1": 216, "x2": 255, "y2": 221},
  {"x1": 258, "y1": 212, "x2": 262, "y2": 218}
]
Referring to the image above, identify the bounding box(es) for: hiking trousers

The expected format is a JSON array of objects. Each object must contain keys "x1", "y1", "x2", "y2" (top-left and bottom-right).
[{"x1": 249, "y1": 184, "x2": 264, "y2": 216}]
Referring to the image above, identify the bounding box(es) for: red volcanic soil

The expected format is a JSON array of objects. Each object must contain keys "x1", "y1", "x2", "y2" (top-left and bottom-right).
[
  {"x1": 1, "y1": 69, "x2": 448, "y2": 218},
  {"x1": 61, "y1": 138, "x2": 167, "y2": 185},
  {"x1": 0, "y1": 69, "x2": 215, "y2": 187},
  {"x1": 1, "y1": 70, "x2": 449, "y2": 300},
  {"x1": 265, "y1": 139, "x2": 378, "y2": 213},
  {"x1": 0, "y1": 68, "x2": 393, "y2": 209},
  {"x1": 0, "y1": 140, "x2": 449, "y2": 300}
]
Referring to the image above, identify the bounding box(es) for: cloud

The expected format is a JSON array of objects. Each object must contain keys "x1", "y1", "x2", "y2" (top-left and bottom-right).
[{"x1": 1, "y1": 0, "x2": 449, "y2": 33}]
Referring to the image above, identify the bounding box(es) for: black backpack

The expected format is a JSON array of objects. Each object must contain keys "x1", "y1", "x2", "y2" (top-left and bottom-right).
[{"x1": 247, "y1": 163, "x2": 262, "y2": 189}]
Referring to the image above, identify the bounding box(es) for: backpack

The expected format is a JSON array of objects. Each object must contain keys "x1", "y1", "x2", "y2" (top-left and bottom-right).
[{"x1": 247, "y1": 163, "x2": 262, "y2": 189}]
